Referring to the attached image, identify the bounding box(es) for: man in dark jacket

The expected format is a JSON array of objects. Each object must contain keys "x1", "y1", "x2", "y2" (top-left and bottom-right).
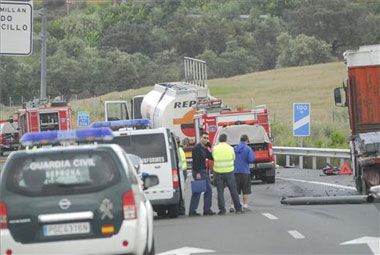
[
  {"x1": 189, "y1": 131, "x2": 215, "y2": 216},
  {"x1": 233, "y1": 134, "x2": 255, "y2": 211}
]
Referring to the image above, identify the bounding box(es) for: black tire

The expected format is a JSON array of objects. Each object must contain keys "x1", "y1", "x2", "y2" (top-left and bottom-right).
[
  {"x1": 168, "y1": 204, "x2": 179, "y2": 218},
  {"x1": 143, "y1": 236, "x2": 155, "y2": 255},
  {"x1": 156, "y1": 208, "x2": 167, "y2": 217},
  {"x1": 266, "y1": 176, "x2": 275, "y2": 184},
  {"x1": 148, "y1": 239, "x2": 155, "y2": 255}
]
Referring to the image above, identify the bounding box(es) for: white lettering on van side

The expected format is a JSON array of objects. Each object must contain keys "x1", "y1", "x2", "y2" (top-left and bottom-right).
[{"x1": 142, "y1": 157, "x2": 165, "y2": 164}]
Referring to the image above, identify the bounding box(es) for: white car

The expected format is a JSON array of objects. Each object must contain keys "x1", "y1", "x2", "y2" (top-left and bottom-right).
[{"x1": 0, "y1": 128, "x2": 158, "y2": 255}]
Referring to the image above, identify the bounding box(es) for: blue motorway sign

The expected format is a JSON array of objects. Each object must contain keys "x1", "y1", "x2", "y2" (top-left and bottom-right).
[
  {"x1": 77, "y1": 111, "x2": 90, "y2": 127},
  {"x1": 293, "y1": 103, "x2": 310, "y2": 136}
]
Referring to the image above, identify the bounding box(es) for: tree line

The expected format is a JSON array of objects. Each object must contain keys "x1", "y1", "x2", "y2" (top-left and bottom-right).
[{"x1": 1, "y1": 0, "x2": 379, "y2": 102}]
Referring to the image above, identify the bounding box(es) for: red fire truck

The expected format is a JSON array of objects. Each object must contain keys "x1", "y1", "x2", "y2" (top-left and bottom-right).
[
  {"x1": 17, "y1": 100, "x2": 72, "y2": 137},
  {"x1": 194, "y1": 104, "x2": 275, "y2": 183}
]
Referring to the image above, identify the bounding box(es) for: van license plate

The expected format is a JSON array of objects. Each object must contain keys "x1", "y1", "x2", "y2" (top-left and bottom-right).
[{"x1": 43, "y1": 222, "x2": 90, "y2": 236}]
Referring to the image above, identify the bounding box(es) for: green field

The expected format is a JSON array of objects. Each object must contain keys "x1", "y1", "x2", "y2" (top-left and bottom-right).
[
  {"x1": 0, "y1": 62, "x2": 350, "y2": 148},
  {"x1": 208, "y1": 62, "x2": 348, "y2": 125}
]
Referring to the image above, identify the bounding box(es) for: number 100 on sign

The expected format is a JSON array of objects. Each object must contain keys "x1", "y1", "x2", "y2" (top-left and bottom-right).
[{"x1": 293, "y1": 103, "x2": 310, "y2": 137}]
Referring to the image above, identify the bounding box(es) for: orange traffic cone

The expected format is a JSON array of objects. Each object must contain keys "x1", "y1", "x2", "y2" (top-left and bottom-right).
[{"x1": 339, "y1": 161, "x2": 353, "y2": 175}]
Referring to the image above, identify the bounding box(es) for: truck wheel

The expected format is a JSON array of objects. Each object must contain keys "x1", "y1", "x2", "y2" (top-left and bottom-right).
[
  {"x1": 266, "y1": 176, "x2": 275, "y2": 184},
  {"x1": 168, "y1": 204, "x2": 179, "y2": 218}
]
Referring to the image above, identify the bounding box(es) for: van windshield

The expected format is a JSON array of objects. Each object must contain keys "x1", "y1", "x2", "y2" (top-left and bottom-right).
[
  {"x1": 113, "y1": 134, "x2": 168, "y2": 164},
  {"x1": 6, "y1": 150, "x2": 121, "y2": 196}
]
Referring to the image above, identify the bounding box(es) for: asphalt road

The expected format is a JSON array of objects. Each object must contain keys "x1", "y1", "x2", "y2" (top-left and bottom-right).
[
  {"x1": 154, "y1": 168, "x2": 380, "y2": 255},
  {"x1": 1, "y1": 157, "x2": 378, "y2": 255}
]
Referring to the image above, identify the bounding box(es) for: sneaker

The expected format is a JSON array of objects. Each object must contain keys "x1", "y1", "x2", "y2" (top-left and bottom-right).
[
  {"x1": 235, "y1": 209, "x2": 244, "y2": 214},
  {"x1": 189, "y1": 212, "x2": 201, "y2": 217},
  {"x1": 203, "y1": 210, "x2": 216, "y2": 216},
  {"x1": 218, "y1": 210, "x2": 226, "y2": 215},
  {"x1": 229, "y1": 207, "x2": 235, "y2": 213},
  {"x1": 242, "y1": 204, "x2": 251, "y2": 211}
]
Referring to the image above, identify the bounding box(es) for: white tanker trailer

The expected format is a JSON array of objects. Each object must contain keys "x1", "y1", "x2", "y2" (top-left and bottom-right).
[{"x1": 140, "y1": 58, "x2": 213, "y2": 151}]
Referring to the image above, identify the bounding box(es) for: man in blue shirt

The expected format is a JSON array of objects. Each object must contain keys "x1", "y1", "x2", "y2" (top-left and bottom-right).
[{"x1": 233, "y1": 134, "x2": 255, "y2": 211}]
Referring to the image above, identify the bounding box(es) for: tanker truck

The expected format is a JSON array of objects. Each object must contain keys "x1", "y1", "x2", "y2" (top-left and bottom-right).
[
  {"x1": 334, "y1": 44, "x2": 380, "y2": 194},
  {"x1": 140, "y1": 57, "x2": 215, "y2": 156}
]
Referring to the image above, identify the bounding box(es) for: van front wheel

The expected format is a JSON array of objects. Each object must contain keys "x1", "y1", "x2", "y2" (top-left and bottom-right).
[{"x1": 168, "y1": 204, "x2": 179, "y2": 218}]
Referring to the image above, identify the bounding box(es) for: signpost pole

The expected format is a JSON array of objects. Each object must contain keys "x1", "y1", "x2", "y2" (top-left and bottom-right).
[
  {"x1": 293, "y1": 103, "x2": 310, "y2": 168},
  {"x1": 40, "y1": 3, "x2": 47, "y2": 99}
]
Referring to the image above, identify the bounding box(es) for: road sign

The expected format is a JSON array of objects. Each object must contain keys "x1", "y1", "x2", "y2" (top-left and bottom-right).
[
  {"x1": 293, "y1": 103, "x2": 310, "y2": 136},
  {"x1": 77, "y1": 111, "x2": 90, "y2": 127},
  {"x1": 0, "y1": 0, "x2": 33, "y2": 55}
]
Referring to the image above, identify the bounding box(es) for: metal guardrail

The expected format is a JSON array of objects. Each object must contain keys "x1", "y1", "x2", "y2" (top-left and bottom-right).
[
  {"x1": 186, "y1": 146, "x2": 351, "y2": 170},
  {"x1": 273, "y1": 146, "x2": 351, "y2": 169}
]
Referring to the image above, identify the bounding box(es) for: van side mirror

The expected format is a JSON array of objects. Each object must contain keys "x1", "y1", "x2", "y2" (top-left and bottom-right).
[
  {"x1": 334, "y1": 87, "x2": 345, "y2": 107},
  {"x1": 143, "y1": 175, "x2": 159, "y2": 190}
]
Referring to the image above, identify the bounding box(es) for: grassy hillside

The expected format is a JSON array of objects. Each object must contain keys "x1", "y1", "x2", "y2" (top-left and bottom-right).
[
  {"x1": 0, "y1": 62, "x2": 350, "y2": 148},
  {"x1": 208, "y1": 62, "x2": 348, "y2": 125}
]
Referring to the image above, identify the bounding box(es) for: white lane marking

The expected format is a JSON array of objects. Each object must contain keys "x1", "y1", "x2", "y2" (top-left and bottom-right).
[
  {"x1": 341, "y1": 236, "x2": 380, "y2": 255},
  {"x1": 288, "y1": 230, "x2": 305, "y2": 239},
  {"x1": 157, "y1": 247, "x2": 215, "y2": 255},
  {"x1": 277, "y1": 177, "x2": 356, "y2": 190},
  {"x1": 262, "y1": 213, "x2": 278, "y2": 220}
]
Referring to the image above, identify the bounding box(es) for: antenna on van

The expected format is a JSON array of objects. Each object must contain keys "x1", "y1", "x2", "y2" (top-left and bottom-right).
[{"x1": 184, "y1": 57, "x2": 207, "y2": 87}]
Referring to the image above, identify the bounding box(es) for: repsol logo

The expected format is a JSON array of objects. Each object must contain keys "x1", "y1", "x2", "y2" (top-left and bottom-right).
[{"x1": 174, "y1": 100, "x2": 196, "y2": 108}]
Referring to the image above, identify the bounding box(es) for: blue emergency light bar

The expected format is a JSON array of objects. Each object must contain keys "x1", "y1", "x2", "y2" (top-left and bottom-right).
[
  {"x1": 20, "y1": 128, "x2": 114, "y2": 146},
  {"x1": 90, "y1": 119, "x2": 151, "y2": 129}
]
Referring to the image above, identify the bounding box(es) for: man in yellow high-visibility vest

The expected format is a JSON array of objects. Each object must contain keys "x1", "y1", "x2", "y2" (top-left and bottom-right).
[
  {"x1": 177, "y1": 138, "x2": 188, "y2": 180},
  {"x1": 212, "y1": 133, "x2": 243, "y2": 215}
]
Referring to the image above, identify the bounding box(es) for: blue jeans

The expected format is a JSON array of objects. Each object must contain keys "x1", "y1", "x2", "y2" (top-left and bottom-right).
[
  {"x1": 215, "y1": 171, "x2": 241, "y2": 211},
  {"x1": 189, "y1": 169, "x2": 212, "y2": 214}
]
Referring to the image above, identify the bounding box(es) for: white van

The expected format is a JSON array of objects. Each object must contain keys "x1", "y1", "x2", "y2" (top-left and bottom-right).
[{"x1": 112, "y1": 127, "x2": 186, "y2": 218}]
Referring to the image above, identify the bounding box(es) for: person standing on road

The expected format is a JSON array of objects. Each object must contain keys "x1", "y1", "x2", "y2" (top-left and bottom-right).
[
  {"x1": 233, "y1": 134, "x2": 255, "y2": 211},
  {"x1": 212, "y1": 133, "x2": 243, "y2": 215},
  {"x1": 189, "y1": 131, "x2": 215, "y2": 216},
  {"x1": 177, "y1": 137, "x2": 188, "y2": 181},
  {"x1": 176, "y1": 137, "x2": 187, "y2": 216}
]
